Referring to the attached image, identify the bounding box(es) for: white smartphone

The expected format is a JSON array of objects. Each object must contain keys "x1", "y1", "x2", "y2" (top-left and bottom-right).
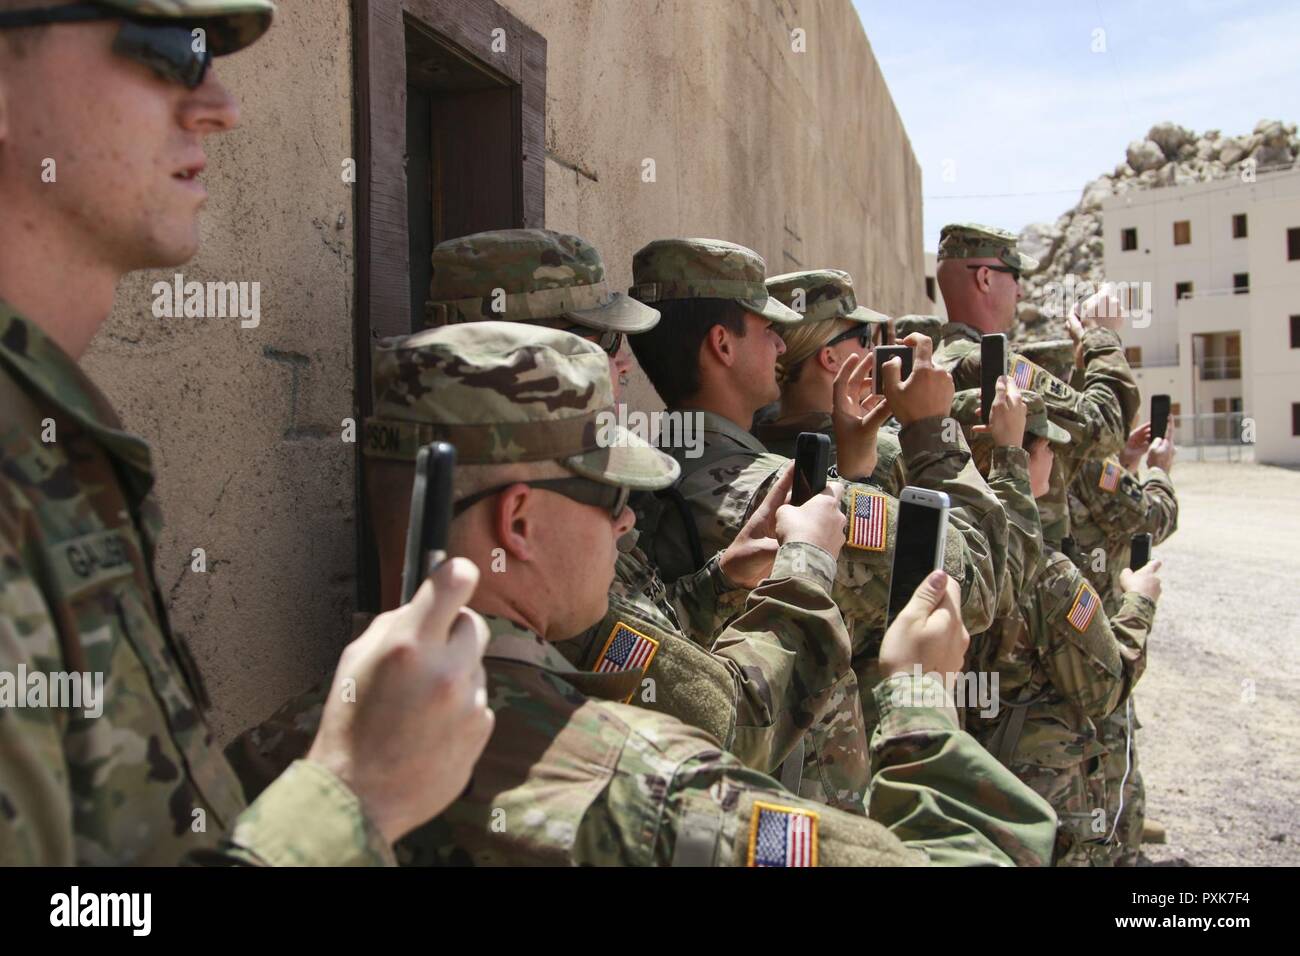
[{"x1": 885, "y1": 487, "x2": 950, "y2": 625}]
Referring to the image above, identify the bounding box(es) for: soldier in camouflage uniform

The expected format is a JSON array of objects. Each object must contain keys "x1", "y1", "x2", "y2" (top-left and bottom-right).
[
  {"x1": 946, "y1": 389, "x2": 1164, "y2": 865},
  {"x1": 932, "y1": 224, "x2": 1140, "y2": 473},
  {"x1": 408, "y1": 229, "x2": 867, "y2": 806},
  {"x1": 893, "y1": 314, "x2": 946, "y2": 349},
  {"x1": 247, "y1": 321, "x2": 1056, "y2": 866},
  {"x1": 0, "y1": 0, "x2": 494, "y2": 865},
  {"x1": 624, "y1": 239, "x2": 1015, "y2": 741}
]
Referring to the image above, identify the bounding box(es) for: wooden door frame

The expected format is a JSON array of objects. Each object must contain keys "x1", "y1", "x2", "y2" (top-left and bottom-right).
[{"x1": 351, "y1": 0, "x2": 546, "y2": 610}]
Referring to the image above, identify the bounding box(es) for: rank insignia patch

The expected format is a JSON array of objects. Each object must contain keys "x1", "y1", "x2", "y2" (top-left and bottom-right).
[
  {"x1": 847, "y1": 489, "x2": 888, "y2": 552},
  {"x1": 594, "y1": 621, "x2": 659, "y2": 676},
  {"x1": 747, "y1": 802, "x2": 818, "y2": 867},
  {"x1": 1098, "y1": 460, "x2": 1122, "y2": 492},
  {"x1": 1066, "y1": 583, "x2": 1101, "y2": 632},
  {"x1": 1012, "y1": 358, "x2": 1034, "y2": 389}
]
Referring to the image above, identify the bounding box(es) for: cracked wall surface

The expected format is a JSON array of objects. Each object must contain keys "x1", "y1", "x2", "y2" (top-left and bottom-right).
[{"x1": 79, "y1": 0, "x2": 922, "y2": 742}]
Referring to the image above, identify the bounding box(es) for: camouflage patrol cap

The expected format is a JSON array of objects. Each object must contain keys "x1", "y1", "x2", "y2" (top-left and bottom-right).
[
  {"x1": 1014, "y1": 339, "x2": 1076, "y2": 381},
  {"x1": 93, "y1": 1, "x2": 274, "y2": 55},
  {"x1": 937, "y1": 223, "x2": 1039, "y2": 273},
  {"x1": 894, "y1": 314, "x2": 945, "y2": 347},
  {"x1": 766, "y1": 270, "x2": 891, "y2": 327},
  {"x1": 427, "y1": 229, "x2": 659, "y2": 333},
  {"x1": 949, "y1": 388, "x2": 1071, "y2": 446},
  {"x1": 364, "y1": 322, "x2": 679, "y2": 490},
  {"x1": 629, "y1": 238, "x2": 800, "y2": 324}
]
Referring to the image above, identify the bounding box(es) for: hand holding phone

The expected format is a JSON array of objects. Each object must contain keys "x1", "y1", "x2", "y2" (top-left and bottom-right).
[
  {"x1": 1129, "y1": 532, "x2": 1152, "y2": 571},
  {"x1": 1150, "y1": 394, "x2": 1172, "y2": 441},
  {"x1": 401, "y1": 441, "x2": 457, "y2": 604},
  {"x1": 873, "y1": 345, "x2": 913, "y2": 394},
  {"x1": 885, "y1": 487, "x2": 950, "y2": 625},
  {"x1": 792, "y1": 432, "x2": 831, "y2": 505},
  {"x1": 980, "y1": 334, "x2": 1008, "y2": 425}
]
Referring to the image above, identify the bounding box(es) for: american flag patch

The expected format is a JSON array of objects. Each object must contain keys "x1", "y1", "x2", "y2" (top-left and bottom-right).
[
  {"x1": 594, "y1": 621, "x2": 659, "y2": 676},
  {"x1": 747, "y1": 802, "x2": 819, "y2": 867},
  {"x1": 1012, "y1": 357, "x2": 1034, "y2": 389},
  {"x1": 1098, "y1": 460, "x2": 1122, "y2": 492},
  {"x1": 847, "y1": 489, "x2": 888, "y2": 552},
  {"x1": 1066, "y1": 583, "x2": 1100, "y2": 632}
]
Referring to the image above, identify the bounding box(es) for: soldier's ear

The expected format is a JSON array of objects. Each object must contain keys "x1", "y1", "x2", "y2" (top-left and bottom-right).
[
  {"x1": 816, "y1": 346, "x2": 837, "y2": 373},
  {"x1": 704, "y1": 323, "x2": 736, "y2": 367},
  {"x1": 491, "y1": 483, "x2": 537, "y2": 563}
]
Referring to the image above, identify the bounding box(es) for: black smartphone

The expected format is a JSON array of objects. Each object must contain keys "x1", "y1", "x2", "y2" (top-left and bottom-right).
[
  {"x1": 1150, "y1": 394, "x2": 1172, "y2": 441},
  {"x1": 874, "y1": 344, "x2": 914, "y2": 393},
  {"x1": 885, "y1": 487, "x2": 950, "y2": 625},
  {"x1": 400, "y1": 441, "x2": 457, "y2": 604},
  {"x1": 980, "y1": 333, "x2": 1008, "y2": 424},
  {"x1": 792, "y1": 432, "x2": 831, "y2": 506},
  {"x1": 1130, "y1": 532, "x2": 1153, "y2": 571}
]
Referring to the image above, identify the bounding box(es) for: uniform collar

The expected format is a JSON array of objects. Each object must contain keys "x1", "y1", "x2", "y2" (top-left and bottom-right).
[
  {"x1": 483, "y1": 613, "x2": 645, "y2": 702},
  {"x1": 939, "y1": 321, "x2": 982, "y2": 344},
  {"x1": 0, "y1": 302, "x2": 155, "y2": 479},
  {"x1": 684, "y1": 407, "x2": 770, "y2": 455}
]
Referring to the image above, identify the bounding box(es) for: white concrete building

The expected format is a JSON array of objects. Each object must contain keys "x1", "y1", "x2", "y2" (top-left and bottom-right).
[{"x1": 1101, "y1": 166, "x2": 1300, "y2": 464}]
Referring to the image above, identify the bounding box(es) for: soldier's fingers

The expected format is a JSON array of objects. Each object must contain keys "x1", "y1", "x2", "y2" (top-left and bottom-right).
[
  {"x1": 846, "y1": 350, "x2": 869, "y2": 394},
  {"x1": 817, "y1": 479, "x2": 846, "y2": 507},
  {"x1": 862, "y1": 393, "x2": 892, "y2": 430},
  {"x1": 407, "y1": 558, "x2": 481, "y2": 645},
  {"x1": 880, "y1": 356, "x2": 902, "y2": 396},
  {"x1": 1003, "y1": 374, "x2": 1022, "y2": 405},
  {"x1": 897, "y1": 569, "x2": 949, "y2": 626},
  {"x1": 1146, "y1": 559, "x2": 1163, "y2": 574},
  {"x1": 754, "y1": 463, "x2": 796, "y2": 520}
]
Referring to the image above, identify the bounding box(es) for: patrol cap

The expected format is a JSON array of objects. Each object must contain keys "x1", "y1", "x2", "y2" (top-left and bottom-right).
[
  {"x1": 766, "y1": 270, "x2": 891, "y2": 327},
  {"x1": 427, "y1": 229, "x2": 659, "y2": 334},
  {"x1": 894, "y1": 314, "x2": 946, "y2": 347},
  {"x1": 93, "y1": 0, "x2": 274, "y2": 55},
  {"x1": 950, "y1": 388, "x2": 1071, "y2": 447},
  {"x1": 1014, "y1": 339, "x2": 1075, "y2": 382},
  {"x1": 937, "y1": 223, "x2": 1039, "y2": 273},
  {"x1": 628, "y1": 238, "x2": 801, "y2": 325},
  {"x1": 364, "y1": 322, "x2": 679, "y2": 491}
]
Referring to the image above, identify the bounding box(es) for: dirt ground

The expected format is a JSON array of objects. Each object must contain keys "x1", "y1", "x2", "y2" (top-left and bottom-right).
[{"x1": 1129, "y1": 460, "x2": 1300, "y2": 866}]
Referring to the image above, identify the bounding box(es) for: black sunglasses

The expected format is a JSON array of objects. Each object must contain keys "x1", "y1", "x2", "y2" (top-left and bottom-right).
[
  {"x1": 0, "y1": 4, "x2": 211, "y2": 89},
  {"x1": 453, "y1": 477, "x2": 631, "y2": 521},
  {"x1": 823, "y1": 325, "x2": 875, "y2": 351},
  {"x1": 967, "y1": 263, "x2": 1022, "y2": 283}
]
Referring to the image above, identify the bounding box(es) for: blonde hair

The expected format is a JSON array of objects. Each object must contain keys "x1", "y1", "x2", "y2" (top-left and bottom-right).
[{"x1": 777, "y1": 317, "x2": 856, "y2": 385}]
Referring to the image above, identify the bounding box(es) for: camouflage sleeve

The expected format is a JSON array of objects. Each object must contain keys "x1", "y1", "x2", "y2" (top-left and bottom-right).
[
  {"x1": 663, "y1": 552, "x2": 738, "y2": 644},
  {"x1": 871, "y1": 427, "x2": 907, "y2": 497},
  {"x1": 896, "y1": 416, "x2": 1004, "y2": 635},
  {"x1": 191, "y1": 759, "x2": 396, "y2": 867},
  {"x1": 1037, "y1": 555, "x2": 1154, "y2": 719},
  {"x1": 587, "y1": 674, "x2": 1052, "y2": 866},
  {"x1": 867, "y1": 673, "x2": 1057, "y2": 866},
  {"x1": 985, "y1": 445, "x2": 1044, "y2": 619},
  {"x1": 1140, "y1": 469, "x2": 1179, "y2": 545},
  {"x1": 1027, "y1": 327, "x2": 1138, "y2": 460},
  {"x1": 0, "y1": 537, "x2": 77, "y2": 865},
  {"x1": 712, "y1": 541, "x2": 854, "y2": 772}
]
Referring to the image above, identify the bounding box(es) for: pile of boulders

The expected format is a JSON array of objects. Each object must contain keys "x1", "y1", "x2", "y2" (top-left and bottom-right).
[{"x1": 1014, "y1": 120, "x2": 1298, "y2": 339}]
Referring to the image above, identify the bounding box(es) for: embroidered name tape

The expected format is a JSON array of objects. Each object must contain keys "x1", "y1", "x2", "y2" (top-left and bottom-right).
[{"x1": 747, "y1": 801, "x2": 818, "y2": 867}]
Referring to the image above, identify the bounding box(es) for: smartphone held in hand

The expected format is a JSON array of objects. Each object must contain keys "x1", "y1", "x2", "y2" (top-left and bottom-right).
[{"x1": 885, "y1": 486, "x2": 950, "y2": 624}]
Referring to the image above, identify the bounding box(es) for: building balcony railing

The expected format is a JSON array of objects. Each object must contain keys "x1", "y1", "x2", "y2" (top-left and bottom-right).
[{"x1": 1198, "y1": 356, "x2": 1242, "y2": 380}]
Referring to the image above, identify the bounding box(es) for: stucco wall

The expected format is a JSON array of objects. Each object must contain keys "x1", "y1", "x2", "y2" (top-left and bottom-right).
[
  {"x1": 82, "y1": 1, "x2": 358, "y2": 740},
  {"x1": 80, "y1": 0, "x2": 923, "y2": 741},
  {"x1": 506, "y1": 0, "x2": 926, "y2": 410}
]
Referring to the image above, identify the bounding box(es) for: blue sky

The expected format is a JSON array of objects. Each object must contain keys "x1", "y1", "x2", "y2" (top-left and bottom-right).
[{"x1": 853, "y1": 0, "x2": 1300, "y2": 251}]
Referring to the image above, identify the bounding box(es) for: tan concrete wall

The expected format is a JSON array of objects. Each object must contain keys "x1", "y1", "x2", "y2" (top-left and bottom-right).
[
  {"x1": 82, "y1": 1, "x2": 358, "y2": 740},
  {"x1": 80, "y1": 0, "x2": 922, "y2": 741},
  {"x1": 504, "y1": 0, "x2": 926, "y2": 410}
]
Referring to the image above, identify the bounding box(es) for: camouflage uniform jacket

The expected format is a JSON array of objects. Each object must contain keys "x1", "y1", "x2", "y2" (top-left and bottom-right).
[
  {"x1": 558, "y1": 541, "x2": 853, "y2": 777},
  {"x1": 0, "y1": 306, "x2": 391, "y2": 866},
  {"x1": 1068, "y1": 459, "x2": 1178, "y2": 611},
  {"x1": 968, "y1": 551, "x2": 1157, "y2": 769},
  {"x1": 753, "y1": 411, "x2": 906, "y2": 496},
  {"x1": 934, "y1": 322, "x2": 1139, "y2": 463},
  {"x1": 394, "y1": 615, "x2": 1057, "y2": 866}
]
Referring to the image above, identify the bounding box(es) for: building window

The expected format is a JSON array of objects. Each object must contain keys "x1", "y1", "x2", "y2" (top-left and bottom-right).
[
  {"x1": 1289, "y1": 227, "x2": 1300, "y2": 261},
  {"x1": 1232, "y1": 213, "x2": 1248, "y2": 238},
  {"x1": 925, "y1": 276, "x2": 936, "y2": 303},
  {"x1": 1293, "y1": 403, "x2": 1300, "y2": 437},
  {"x1": 1125, "y1": 346, "x2": 1142, "y2": 366},
  {"x1": 1173, "y1": 220, "x2": 1191, "y2": 246},
  {"x1": 1233, "y1": 272, "x2": 1250, "y2": 294},
  {"x1": 1290, "y1": 315, "x2": 1300, "y2": 348},
  {"x1": 1121, "y1": 227, "x2": 1138, "y2": 251},
  {"x1": 1176, "y1": 281, "x2": 1194, "y2": 300},
  {"x1": 1171, "y1": 402, "x2": 1181, "y2": 419}
]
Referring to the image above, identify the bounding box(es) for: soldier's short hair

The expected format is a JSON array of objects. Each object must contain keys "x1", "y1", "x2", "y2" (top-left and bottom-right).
[{"x1": 629, "y1": 298, "x2": 748, "y2": 407}]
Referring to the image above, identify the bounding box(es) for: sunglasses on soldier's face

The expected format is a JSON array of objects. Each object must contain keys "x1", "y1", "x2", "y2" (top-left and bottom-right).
[
  {"x1": 0, "y1": 4, "x2": 211, "y2": 89},
  {"x1": 557, "y1": 325, "x2": 624, "y2": 357},
  {"x1": 967, "y1": 263, "x2": 1022, "y2": 283},
  {"x1": 453, "y1": 477, "x2": 631, "y2": 521},
  {"x1": 823, "y1": 326, "x2": 874, "y2": 351}
]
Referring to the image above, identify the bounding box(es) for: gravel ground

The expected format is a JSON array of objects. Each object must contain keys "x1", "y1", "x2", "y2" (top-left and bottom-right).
[{"x1": 1130, "y1": 460, "x2": 1300, "y2": 866}]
